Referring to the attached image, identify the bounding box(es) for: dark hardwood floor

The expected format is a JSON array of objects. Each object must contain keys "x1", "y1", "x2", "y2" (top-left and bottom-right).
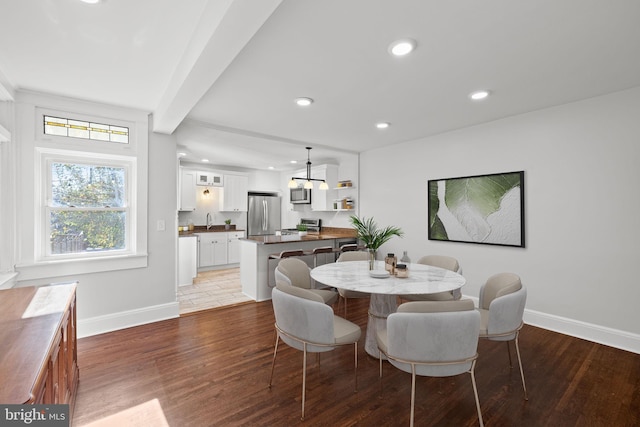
[{"x1": 73, "y1": 298, "x2": 640, "y2": 426}]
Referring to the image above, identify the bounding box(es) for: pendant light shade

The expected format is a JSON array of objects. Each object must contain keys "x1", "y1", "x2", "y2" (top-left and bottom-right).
[{"x1": 288, "y1": 147, "x2": 328, "y2": 190}]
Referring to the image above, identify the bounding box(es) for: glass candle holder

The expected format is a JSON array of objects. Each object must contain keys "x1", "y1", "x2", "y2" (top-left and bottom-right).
[{"x1": 396, "y1": 263, "x2": 408, "y2": 278}]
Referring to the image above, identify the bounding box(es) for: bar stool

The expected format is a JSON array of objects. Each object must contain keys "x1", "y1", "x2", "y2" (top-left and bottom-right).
[
  {"x1": 339, "y1": 243, "x2": 359, "y2": 252},
  {"x1": 268, "y1": 249, "x2": 305, "y2": 287},
  {"x1": 307, "y1": 246, "x2": 334, "y2": 267},
  {"x1": 333, "y1": 243, "x2": 359, "y2": 261},
  {"x1": 269, "y1": 249, "x2": 305, "y2": 261}
]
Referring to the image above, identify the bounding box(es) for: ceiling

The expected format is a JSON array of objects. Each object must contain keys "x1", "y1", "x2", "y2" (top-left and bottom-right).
[{"x1": 1, "y1": 0, "x2": 639, "y2": 171}]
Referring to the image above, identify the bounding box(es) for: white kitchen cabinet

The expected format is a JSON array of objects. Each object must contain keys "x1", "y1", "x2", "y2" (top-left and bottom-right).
[
  {"x1": 179, "y1": 168, "x2": 197, "y2": 211},
  {"x1": 310, "y1": 164, "x2": 338, "y2": 211},
  {"x1": 220, "y1": 174, "x2": 249, "y2": 212},
  {"x1": 178, "y1": 236, "x2": 198, "y2": 286},
  {"x1": 197, "y1": 233, "x2": 228, "y2": 267},
  {"x1": 227, "y1": 231, "x2": 245, "y2": 264}
]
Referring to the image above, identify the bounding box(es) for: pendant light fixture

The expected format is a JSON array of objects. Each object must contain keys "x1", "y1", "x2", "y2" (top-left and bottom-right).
[{"x1": 288, "y1": 147, "x2": 329, "y2": 190}]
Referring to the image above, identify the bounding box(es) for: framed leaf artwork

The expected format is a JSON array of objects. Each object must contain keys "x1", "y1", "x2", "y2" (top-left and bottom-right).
[{"x1": 428, "y1": 171, "x2": 525, "y2": 247}]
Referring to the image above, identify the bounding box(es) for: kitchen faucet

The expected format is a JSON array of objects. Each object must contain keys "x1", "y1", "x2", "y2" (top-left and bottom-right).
[{"x1": 206, "y1": 213, "x2": 212, "y2": 230}]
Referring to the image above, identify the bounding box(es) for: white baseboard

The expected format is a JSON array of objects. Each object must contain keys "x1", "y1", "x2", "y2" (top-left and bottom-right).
[
  {"x1": 0, "y1": 272, "x2": 18, "y2": 289},
  {"x1": 523, "y1": 308, "x2": 640, "y2": 354},
  {"x1": 78, "y1": 297, "x2": 640, "y2": 354},
  {"x1": 78, "y1": 301, "x2": 180, "y2": 338},
  {"x1": 466, "y1": 296, "x2": 640, "y2": 354}
]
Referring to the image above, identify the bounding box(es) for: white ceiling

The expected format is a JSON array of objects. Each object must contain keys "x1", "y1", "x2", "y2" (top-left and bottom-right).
[{"x1": 1, "y1": 0, "x2": 639, "y2": 170}]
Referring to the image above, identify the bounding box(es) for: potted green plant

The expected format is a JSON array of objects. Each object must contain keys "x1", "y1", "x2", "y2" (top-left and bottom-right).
[
  {"x1": 349, "y1": 215, "x2": 404, "y2": 269},
  {"x1": 296, "y1": 223, "x2": 308, "y2": 236},
  {"x1": 224, "y1": 219, "x2": 232, "y2": 230}
]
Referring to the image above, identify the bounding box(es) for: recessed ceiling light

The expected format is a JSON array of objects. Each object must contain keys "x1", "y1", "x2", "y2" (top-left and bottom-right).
[
  {"x1": 80, "y1": 0, "x2": 102, "y2": 4},
  {"x1": 290, "y1": 160, "x2": 298, "y2": 164},
  {"x1": 295, "y1": 97, "x2": 314, "y2": 107},
  {"x1": 177, "y1": 152, "x2": 187, "y2": 157},
  {"x1": 376, "y1": 122, "x2": 390, "y2": 129},
  {"x1": 469, "y1": 90, "x2": 490, "y2": 101},
  {"x1": 268, "y1": 166, "x2": 275, "y2": 170},
  {"x1": 389, "y1": 39, "x2": 416, "y2": 56},
  {"x1": 202, "y1": 158, "x2": 209, "y2": 163}
]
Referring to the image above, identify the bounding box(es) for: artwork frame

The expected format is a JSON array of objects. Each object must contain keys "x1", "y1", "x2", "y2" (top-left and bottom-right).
[{"x1": 428, "y1": 171, "x2": 525, "y2": 248}]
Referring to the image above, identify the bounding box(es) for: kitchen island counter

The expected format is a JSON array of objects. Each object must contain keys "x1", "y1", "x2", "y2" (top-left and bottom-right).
[
  {"x1": 240, "y1": 228, "x2": 356, "y2": 301},
  {"x1": 243, "y1": 231, "x2": 348, "y2": 244}
]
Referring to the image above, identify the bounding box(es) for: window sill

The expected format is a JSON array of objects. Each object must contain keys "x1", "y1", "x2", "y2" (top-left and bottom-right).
[{"x1": 15, "y1": 253, "x2": 148, "y2": 282}]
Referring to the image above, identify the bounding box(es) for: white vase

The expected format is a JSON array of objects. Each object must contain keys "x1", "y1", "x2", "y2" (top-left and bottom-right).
[{"x1": 298, "y1": 231, "x2": 307, "y2": 236}]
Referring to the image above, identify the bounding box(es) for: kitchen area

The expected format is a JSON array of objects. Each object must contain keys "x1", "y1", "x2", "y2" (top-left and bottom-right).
[{"x1": 177, "y1": 156, "x2": 359, "y2": 312}]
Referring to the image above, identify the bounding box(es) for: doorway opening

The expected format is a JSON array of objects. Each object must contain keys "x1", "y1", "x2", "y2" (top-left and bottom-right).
[{"x1": 178, "y1": 267, "x2": 252, "y2": 315}]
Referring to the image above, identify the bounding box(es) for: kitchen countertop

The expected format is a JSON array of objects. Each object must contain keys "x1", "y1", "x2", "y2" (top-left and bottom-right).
[
  {"x1": 179, "y1": 225, "x2": 245, "y2": 237},
  {"x1": 242, "y1": 227, "x2": 356, "y2": 245}
]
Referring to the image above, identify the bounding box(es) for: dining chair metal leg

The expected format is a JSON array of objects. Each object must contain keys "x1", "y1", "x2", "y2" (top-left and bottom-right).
[
  {"x1": 344, "y1": 297, "x2": 348, "y2": 318},
  {"x1": 506, "y1": 341, "x2": 513, "y2": 367},
  {"x1": 378, "y1": 352, "x2": 383, "y2": 397},
  {"x1": 470, "y1": 360, "x2": 484, "y2": 427},
  {"x1": 301, "y1": 343, "x2": 307, "y2": 420},
  {"x1": 410, "y1": 365, "x2": 417, "y2": 427},
  {"x1": 515, "y1": 332, "x2": 528, "y2": 400},
  {"x1": 268, "y1": 334, "x2": 280, "y2": 388},
  {"x1": 353, "y1": 342, "x2": 358, "y2": 392}
]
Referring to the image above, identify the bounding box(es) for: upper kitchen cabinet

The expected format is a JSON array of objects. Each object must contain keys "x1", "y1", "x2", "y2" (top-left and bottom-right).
[
  {"x1": 179, "y1": 167, "x2": 197, "y2": 211},
  {"x1": 311, "y1": 164, "x2": 338, "y2": 211},
  {"x1": 220, "y1": 174, "x2": 249, "y2": 212}
]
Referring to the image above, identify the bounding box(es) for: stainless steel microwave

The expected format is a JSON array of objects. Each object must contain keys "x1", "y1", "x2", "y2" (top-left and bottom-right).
[{"x1": 290, "y1": 187, "x2": 311, "y2": 204}]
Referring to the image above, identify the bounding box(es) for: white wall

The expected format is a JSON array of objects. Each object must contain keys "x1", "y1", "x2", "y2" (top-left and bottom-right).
[
  {"x1": 360, "y1": 87, "x2": 640, "y2": 352},
  {"x1": 74, "y1": 123, "x2": 179, "y2": 336},
  {"x1": 0, "y1": 100, "x2": 16, "y2": 287}
]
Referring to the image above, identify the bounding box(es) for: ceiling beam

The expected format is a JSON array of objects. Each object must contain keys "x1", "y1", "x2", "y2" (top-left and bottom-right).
[{"x1": 152, "y1": 0, "x2": 283, "y2": 134}]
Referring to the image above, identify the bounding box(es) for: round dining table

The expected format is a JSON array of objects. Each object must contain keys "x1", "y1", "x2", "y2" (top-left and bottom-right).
[{"x1": 310, "y1": 260, "x2": 466, "y2": 358}]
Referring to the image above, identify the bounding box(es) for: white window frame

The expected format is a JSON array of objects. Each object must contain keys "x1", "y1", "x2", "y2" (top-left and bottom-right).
[
  {"x1": 38, "y1": 149, "x2": 136, "y2": 261},
  {"x1": 15, "y1": 98, "x2": 148, "y2": 281}
]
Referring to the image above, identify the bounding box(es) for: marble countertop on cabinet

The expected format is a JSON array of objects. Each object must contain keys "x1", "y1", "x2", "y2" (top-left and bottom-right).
[
  {"x1": 179, "y1": 226, "x2": 245, "y2": 237},
  {"x1": 243, "y1": 228, "x2": 356, "y2": 245}
]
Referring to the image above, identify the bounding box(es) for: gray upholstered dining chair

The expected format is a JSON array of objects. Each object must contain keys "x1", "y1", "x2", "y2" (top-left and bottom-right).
[
  {"x1": 377, "y1": 299, "x2": 483, "y2": 427},
  {"x1": 269, "y1": 284, "x2": 362, "y2": 420},
  {"x1": 275, "y1": 257, "x2": 338, "y2": 305},
  {"x1": 477, "y1": 272, "x2": 528, "y2": 400},
  {"x1": 401, "y1": 255, "x2": 462, "y2": 301},
  {"x1": 335, "y1": 251, "x2": 371, "y2": 318}
]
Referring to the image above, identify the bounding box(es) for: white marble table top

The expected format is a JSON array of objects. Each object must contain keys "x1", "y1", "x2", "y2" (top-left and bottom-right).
[{"x1": 310, "y1": 260, "x2": 465, "y2": 295}]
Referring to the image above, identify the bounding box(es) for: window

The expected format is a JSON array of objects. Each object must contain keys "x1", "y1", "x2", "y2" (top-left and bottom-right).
[
  {"x1": 40, "y1": 151, "x2": 136, "y2": 261},
  {"x1": 16, "y1": 99, "x2": 147, "y2": 281},
  {"x1": 48, "y1": 160, "x2": 128, "y2": 257},
  {"x1": 44, "y1": 115, "x2": 129, "y2": 143}
]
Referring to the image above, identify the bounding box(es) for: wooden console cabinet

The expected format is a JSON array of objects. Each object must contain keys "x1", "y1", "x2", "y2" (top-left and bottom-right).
[{"x1": 0, "y1": 282, "x2": 79, "y2": 413}]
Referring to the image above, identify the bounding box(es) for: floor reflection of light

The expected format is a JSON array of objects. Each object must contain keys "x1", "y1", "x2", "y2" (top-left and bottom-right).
[{"x1": 79, "y1": 398, "x2": 169, "y2": 427}]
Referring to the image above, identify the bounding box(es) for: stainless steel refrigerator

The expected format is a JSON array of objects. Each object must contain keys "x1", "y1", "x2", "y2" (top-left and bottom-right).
[{"x1": 247, "y1": 193, "x2": 281, "y2": 236}]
